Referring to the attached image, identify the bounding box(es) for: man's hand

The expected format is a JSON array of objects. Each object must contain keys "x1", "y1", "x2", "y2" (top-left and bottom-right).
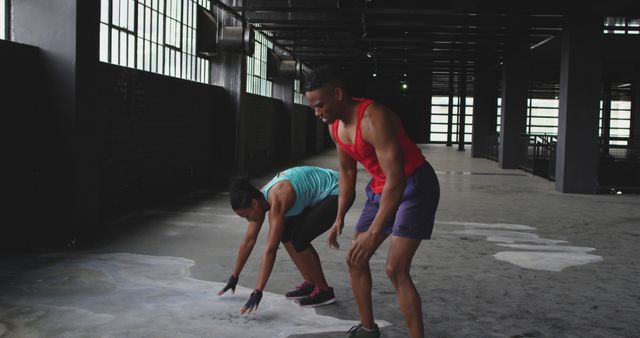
[
  {"x1": 347, "y1": 231, "x2": 379, "y2": 265},
  {"x1": 327, "y1": 220, "x2": 345, "y2": 249},
  {"x1": 241, "y1": 290, "x2": 263, "y2": 314},
  {"x1": 217, "y1": 275, "x2": 238, "y2": 296}
]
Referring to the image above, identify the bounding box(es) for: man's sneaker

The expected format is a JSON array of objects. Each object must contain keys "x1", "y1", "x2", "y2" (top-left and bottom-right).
[
  {"x1": 297, "y1": 287, "x2": 336, "y2": 307},
  {"x1": 346, "y1": 324, "x2": 380, "y2": 338},
  {"x1": 285, "y1": 281, "x2": 314, "y2": 300}
]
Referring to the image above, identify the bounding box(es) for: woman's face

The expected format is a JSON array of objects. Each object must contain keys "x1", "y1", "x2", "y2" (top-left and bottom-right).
[{"x1": 234, "y1": 199, "x2": 264, "y2": 222}]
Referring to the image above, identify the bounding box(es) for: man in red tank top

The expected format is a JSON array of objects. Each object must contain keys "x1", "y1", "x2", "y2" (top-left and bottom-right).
[{"x1": 305, "y1": 66, "x2": 440, "y2": 338}]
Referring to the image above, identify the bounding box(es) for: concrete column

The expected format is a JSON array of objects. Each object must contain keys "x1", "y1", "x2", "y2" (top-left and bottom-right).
[
  {"x1": 601, "y1": 82, "x2": 612, "y2": 156},
  {"x1": 272, "y1": 77, "x2": 295, "y2": 160},
  {"x1": 499, "y1": 26, "x2": 530, "y2": 169},
  {"x1": 12, "y1": 0, "x2": 81, "y2": 246},
  {"x1": 424, "y1": 70, "x2": 433, "y2": 144},
  {"x1": 458, "y1": 64, "x2": 467, "y2": 151},
  {"x1": 555, "y1": 16, "x2": 603, "y2": 193},
  {"x1": 446, "y1": 69, "x2": 454, "y2": 147},
  {"x1": 471, "y1": 56, "x2": 499, "y2": 158},
  {"x1": 211, "y1": 1, "x2": 246, "y2": 173},
  {"x1": 631, "y1": 71, "x2": 640, "y2": 156}
]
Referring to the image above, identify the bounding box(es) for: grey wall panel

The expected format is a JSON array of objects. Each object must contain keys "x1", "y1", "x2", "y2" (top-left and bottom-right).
[
  {"x1": 96, "y1": 63, "x2": 234, "y2": 220},
  {"x1": 242, "y1": 94, "x2": 290, "y2": 175}
]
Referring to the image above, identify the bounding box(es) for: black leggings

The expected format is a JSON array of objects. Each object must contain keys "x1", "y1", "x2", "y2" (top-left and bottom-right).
[{"x1": 281, "y1": 195, "x2": 338, "y2": 252}]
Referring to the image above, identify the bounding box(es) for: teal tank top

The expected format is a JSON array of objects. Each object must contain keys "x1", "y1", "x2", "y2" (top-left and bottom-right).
[{"x1": 260, "y1": 166, "x2": 339, "y2": 217}]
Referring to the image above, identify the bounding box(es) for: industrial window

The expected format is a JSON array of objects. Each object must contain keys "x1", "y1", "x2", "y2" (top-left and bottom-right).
[
  {"x1": 1, "y1": 0, "x2": 7, "y2": 40},
  {"x1": 600, "y1": 100, "x2": 631, "y2": 145},
  {"x1": 293, "y1": 79, "x2": 305, "y2": 104},
  {"x1": 603, "y1": 17, "x2": 640, "y2": 35},
  {"x1": 99, "y1": 0, "x2": 211, "y2": 84},
  {"x1": 429, "y1": 96, "x2": 473, "y2": 143},
  {"x1": 527, "y1": 98, "x2": 558, "y2": 135},
  {"x1": 246, "y1": 30, "x2": 273, "y2": 97},
  {"x1": 496, "y1": 98, "x2": 558, "y2": 136},
  {"x1": 497, "y1": 97, "x2": 501, "y2": 133}
]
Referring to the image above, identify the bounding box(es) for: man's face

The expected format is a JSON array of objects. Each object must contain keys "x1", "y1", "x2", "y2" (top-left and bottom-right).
[{"x1": 305, "y1": 85, "x2": 342, "y2": 124}]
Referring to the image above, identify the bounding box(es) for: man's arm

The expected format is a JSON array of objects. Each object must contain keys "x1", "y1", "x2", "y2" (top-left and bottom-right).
[
  {"x1": 218, "y1": 218, "x2": 264, "y2": 295},
  {"x1": 328, "y1": 125, "x2": 358, "y2": 248},
  {"x1": 349, "y1": 103, "x2": 406, "y2": 263}
]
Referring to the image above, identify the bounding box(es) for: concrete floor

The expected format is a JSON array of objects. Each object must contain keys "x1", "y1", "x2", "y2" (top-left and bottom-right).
[{"x1": 1, "y1": 145, "x2": 639, "y2": 337}]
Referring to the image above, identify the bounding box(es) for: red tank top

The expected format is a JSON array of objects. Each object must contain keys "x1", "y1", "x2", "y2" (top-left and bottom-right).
[{"x1": 331, "y1": 98, "x2": 426, "y2": 194}]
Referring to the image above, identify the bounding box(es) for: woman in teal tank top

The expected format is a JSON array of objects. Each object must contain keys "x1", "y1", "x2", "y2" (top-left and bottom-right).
[{"x1": 217, "y1": 166, "x2": 353, "y2": 313}]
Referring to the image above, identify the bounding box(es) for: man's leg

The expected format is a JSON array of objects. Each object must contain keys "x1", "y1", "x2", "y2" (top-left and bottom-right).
[
  {"x1": 346, "y1": 231, "x2": 388, "y2": 330},
  {"x1": 386, "y1": 236, "x2": 424, "y2": 338},
  {"x1": 283, "y1": 241, "x2": 329, "y2": 289}
]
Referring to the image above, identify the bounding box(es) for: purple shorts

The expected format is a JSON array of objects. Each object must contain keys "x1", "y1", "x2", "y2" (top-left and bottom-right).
[{"x1": 355, "y1": 162, "x2": 440, "y2": 240}]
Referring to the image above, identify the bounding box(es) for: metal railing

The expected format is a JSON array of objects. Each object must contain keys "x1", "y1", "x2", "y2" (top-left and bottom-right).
[
  {"x1": 521, "y1": 134, "x2": 557, "y2": 180},
  {"x1": 598, "y1": 137, "x2": 640, "y2": 193},
  {"x1": 484, "y1": 133, "x2": 499, "y2": 161},
  {"x1": 599, "y1": 137, "x2": 640, "y2": 161}
]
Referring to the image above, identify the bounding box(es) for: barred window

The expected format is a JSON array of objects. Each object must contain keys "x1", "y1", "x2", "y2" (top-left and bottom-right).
[
  {"x1": 600, "y1": 100, "x2": 631, "y2": 145},
  {"x1": 527, "y1": 98, "x2": 558, "y2": 135},
  {"x1": 246, "y1": 30, "x2": 273, "y2": 97},
  {"x1": 99, "y1": 0, "x2": 211, "y2": 84},
  {"x1": 429, "y1": 96, "x2": 474, "y2": 143},
  {"x1": 1, "y1": 0, "x2": 7, "y2": 40},
  {"x1": 604, "y1": 17, "x2": 640, "y2": 35},
  {"x1": 293, "y1": 79, "x2": 305, "y2": 104}
]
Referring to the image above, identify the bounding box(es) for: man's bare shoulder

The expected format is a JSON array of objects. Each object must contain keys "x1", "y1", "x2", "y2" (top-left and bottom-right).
[
  {"x1": 361, "y1": 102, "x2": 399, "y2": 136},
  {"x1": 362, "y1": 101, "x2": 389, "y2": 119}
]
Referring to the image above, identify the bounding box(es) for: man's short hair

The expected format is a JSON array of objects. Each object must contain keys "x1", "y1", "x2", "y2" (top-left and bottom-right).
[{"x1": 304, "y1": 65, "x2": 349, "y2": 93}]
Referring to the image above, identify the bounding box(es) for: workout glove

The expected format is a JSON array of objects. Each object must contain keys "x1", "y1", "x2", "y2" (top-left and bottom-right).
[
  {"x1": 218, "y1": 275, "x2": 238, "y2": 295},
  {"x1": 241, "y1": 289, "x2": 263, "y2": 314}
]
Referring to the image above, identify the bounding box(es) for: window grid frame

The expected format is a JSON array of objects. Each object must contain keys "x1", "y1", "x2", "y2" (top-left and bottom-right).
[
  {"x1": 430, "y1": 96, "x2": 474, "y2": 143},
  {"x1": 600, "y1": 101, "x2": 632, "y2": 145},
  {"x1": 246, "y1": 29, "x2": 274, "y2": 98},
  {"x1": 604, "y1": 16, "x2": 640, "y2": 35},
  {"x1": 99, "y1": 0, "x2": 211, "y2": 84},
  {"x1": 1, "y1": 0, "x2": 7, "y2": 40},
  {"x1": 527, "y1": 97, "x2": 559, "y2": 136},
  {"x1": 293, "y1": 79, "x2": 305, "y2": 104}
]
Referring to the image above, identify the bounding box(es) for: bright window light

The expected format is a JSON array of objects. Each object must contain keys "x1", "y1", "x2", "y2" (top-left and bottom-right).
[
  {"x1": 1, "y1": 0, "x2": 6, "y2": 40},
  {"x1": 430, "y1": 95, "x2": 475, "y2": 143},
  {"x1": 246, "y1": 29, "x2": 274, "y2": 98},
  {"x1": 99, "y1": 0, "x2": 211, "y2": 84}
]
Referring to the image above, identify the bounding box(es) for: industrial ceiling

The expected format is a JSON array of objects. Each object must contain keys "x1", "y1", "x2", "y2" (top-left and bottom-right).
[{"x1": 228, "y1": 0, "x2": 640, "y2": 97}]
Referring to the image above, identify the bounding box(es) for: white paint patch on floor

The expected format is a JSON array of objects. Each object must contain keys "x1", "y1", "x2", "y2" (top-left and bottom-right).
[
  {"x1": 458, "y1": 229, "x2": 566, "y2": 245},
  {"x1": 493, "y1": 251, "x2": 604, "y2": 272},
  {"x1": 442, "y1": 221, "x2": 603, "y2": 272},
  {"x1": 439, "y1": 221, "x2": 536, "y2": 231},
  {"x1": 496, "y1": 243, "x2": 597, "y2": 253},
  {"x1": 0, "y1": 253, "x2": 387, "y2": 338}
]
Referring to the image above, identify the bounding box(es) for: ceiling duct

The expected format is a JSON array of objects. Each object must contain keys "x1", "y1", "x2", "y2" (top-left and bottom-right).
[
  {"x1": 219, "y1": 25, "x2": 255, "y2": 56},
  {"x1": 279, "y1": 60, "x2": 301, "y2": 79},
  {"x1": 196, "y1": 6, "x2": 218, "y2": 59}
]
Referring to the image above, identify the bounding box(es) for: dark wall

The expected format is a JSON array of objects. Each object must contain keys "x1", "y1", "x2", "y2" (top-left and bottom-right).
[
  {"x1": 292, "y1": 104, "x2": 313, "y2": 158},
  {"x1": 2, "y1": 40, "x2": 75, "y2": 251},
  {"x1": 293, "y1": 103, "x2": 333, "y2": 154},
  {"x1": 374, "y1": 94, "x2": 430, "y2": 144},
  {"x1": 243, "y1": 94, "x2": 291, "y2": 175},
  {"x1": 92, "y1": 64, "x2": 235, "y2": 222},
  {"x1": 2, "y1": 38, "x2": 235, "y2": 250},
  {"x1": 1, "y1": 40, "x2": 48, "y2": 250}
]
